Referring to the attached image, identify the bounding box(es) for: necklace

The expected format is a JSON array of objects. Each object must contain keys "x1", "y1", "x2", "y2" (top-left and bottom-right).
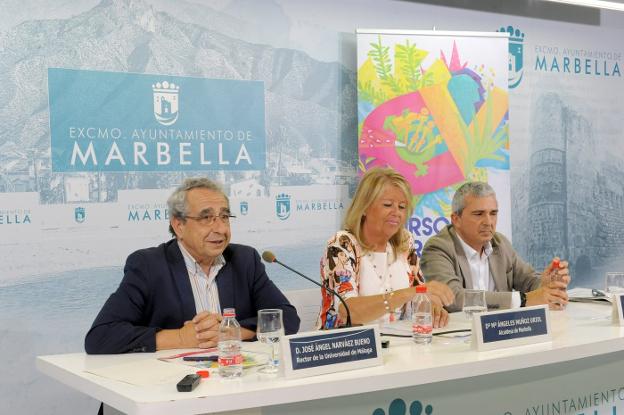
[
  {"x1": 367, "y1": 244, "x2": 394, "y2": 293},
  {"x1": 367, "y1": 245, "x2": 400, "y2": 322}
]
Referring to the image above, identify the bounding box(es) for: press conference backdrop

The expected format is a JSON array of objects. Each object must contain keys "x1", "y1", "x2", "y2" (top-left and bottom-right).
[{"x1": 0, "y1": 1, "x2": 623, "y2": 414}]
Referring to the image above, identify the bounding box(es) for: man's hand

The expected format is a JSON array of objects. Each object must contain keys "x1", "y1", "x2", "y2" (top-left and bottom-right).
[
  {"x1": 432, "y1": 302, "x2": 449, "y2": 328},
  {"x1": 531, "y1": 258, "x2": 571, "y2": 309},
  {"x1": 155, "y1": 321, "x2": 200, "y2": 350},
  {"x1": 424, "y1": 280, "x2": 455, "y2": 307},
  {"x1": 192, "y1": 311, "x2": 222, "y2": 348},
  {"x1": 155, "y1": 312, "x2": 224, "y2": 350},
  {"x1": 526, "y1": 285, "x2": 569, "y2": 309},
  {"x1": 178, "y1": 321, "x2": 200, "y2": 348},
  {"x1": 540, "y1": 258, "x2": 571, "y2": 287}
]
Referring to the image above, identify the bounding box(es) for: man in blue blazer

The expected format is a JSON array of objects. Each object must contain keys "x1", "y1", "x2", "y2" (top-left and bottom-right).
[{"x1": 85, "y1": 178, "x2": 300, "y2": 354}]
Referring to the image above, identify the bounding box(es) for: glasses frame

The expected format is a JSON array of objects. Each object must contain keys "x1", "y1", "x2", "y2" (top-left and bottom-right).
[{"x1": 184, "y1": 213, "x2": 236, "y2": 226}]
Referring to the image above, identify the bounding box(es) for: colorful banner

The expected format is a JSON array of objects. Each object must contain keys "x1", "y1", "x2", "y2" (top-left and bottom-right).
[{"x1": 357, "y1": 30, "x2": 511, "y2": 253}]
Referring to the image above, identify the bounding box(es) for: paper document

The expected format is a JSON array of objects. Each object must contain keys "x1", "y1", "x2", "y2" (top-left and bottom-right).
[
  {"x1": 567, "y1": 287, "x2": 612, "y2": 303},
  {"x1": 85, "y1": 358, "x2": 193, "y2": 386},
  {"x1": 381, "y1": 313, "x2": 471, "y2": 337}
]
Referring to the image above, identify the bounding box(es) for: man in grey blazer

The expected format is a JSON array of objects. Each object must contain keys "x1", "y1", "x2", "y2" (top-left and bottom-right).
[{"x1": 421, "y1": 182, "x2": 570, "y2": 312}]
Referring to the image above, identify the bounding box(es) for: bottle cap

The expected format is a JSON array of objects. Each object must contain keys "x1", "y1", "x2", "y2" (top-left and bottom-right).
[
  {"x1": 416, "y1": 285, "x2": 427, "y2": 293},
  {"x1": 222, "y1": 307, "x2": 236, "y2": 317},
  {"x1": 196, "y1": 370, "x2": 210, "y2": 378},
  {"x1": 552, "y1": 259, "x2": 560, "y2": 269}
]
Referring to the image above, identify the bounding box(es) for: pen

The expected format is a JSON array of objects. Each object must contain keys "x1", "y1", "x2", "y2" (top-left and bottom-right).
[
  {"x1": 183, "y1": 355, "x2": 218, "y2": 362},
  {"x1": 159, "y1": 348, "x2": 218, "y2": 360}
]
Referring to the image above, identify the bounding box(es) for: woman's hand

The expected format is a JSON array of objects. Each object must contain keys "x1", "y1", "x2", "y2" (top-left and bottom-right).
[{"x1": 424, "y1": 281, "x2": 455, "y2": 307}]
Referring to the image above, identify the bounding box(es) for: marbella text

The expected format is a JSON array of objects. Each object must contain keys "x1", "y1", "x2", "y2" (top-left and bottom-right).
[{"x1": 67, "y1": 127, "x2": 255, "y2": 167}]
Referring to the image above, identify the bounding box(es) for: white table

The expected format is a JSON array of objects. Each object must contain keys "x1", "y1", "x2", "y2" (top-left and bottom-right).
[{"x1": 37, "y1": 302, "x2": 624, "y2": 415}]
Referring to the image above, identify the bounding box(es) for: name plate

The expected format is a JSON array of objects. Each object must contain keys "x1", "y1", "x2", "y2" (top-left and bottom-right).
[
  {"x1": 281, "y1": 325, "x2": 383, "y2": 379},
  {"x1": 472, "y1": 305, "x2": 551, "y2": 351},
  {"x1": 611, "y1": 293, "x2": 624, "y2": 325}
]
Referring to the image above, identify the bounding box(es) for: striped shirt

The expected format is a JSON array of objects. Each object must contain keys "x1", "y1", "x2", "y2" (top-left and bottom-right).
[{"x1": 178, "y1": 242, "x2": 225, "y2": 315}]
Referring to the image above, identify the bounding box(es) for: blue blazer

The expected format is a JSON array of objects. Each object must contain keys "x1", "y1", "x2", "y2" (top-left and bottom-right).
[{"x1": 85, "y1": 240, "x2": 300, "y2": 354}]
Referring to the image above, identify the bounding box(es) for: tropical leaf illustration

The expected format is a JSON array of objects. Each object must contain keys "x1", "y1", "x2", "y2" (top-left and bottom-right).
[
  {"x1": 395, "y1": 39, "x2": 428, "y2": 91},
  {"x1": 460, "y1": 89, "x2": 509, "y2": 175},
  {"x1": 357, "y1": 79, "x2": 387, "y2": 107},
  {"x1": 368, "y1": 35, "x2": 402, "y2": 96}
]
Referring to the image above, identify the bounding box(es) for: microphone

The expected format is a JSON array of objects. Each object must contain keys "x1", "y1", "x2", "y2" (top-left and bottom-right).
[{"x1": 262, "y1": 250, "x2": 353, "y2": 328}]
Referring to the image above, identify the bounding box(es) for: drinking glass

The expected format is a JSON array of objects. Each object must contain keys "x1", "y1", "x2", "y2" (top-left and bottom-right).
[
  {"x1": 605, "y1": 272, "x2": 624, "y2": 294},
  {"x1": 257, "y1": 309, "x2": 284, "y2": 374},
  {"x1": 463, "y1": 289, "x2": 487, "y2": 319}
]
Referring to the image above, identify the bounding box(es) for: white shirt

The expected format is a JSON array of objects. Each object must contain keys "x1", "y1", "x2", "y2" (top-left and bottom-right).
[
  {"x1": 178, "y1": 242, "x2": 225, "y2": 315},
  {"x1": 356, "y1": 244, "x2": 411, "y2": 324},
  {"x1": 456, "y1": 235, "x2": 494, "y2": 291},
  {"x1": 456, "y1": 234, "x2": 521, "y2": 308}
]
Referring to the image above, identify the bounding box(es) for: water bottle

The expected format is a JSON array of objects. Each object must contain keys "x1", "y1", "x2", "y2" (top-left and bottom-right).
[
  {"x1": 412, "y1": 285, "x2": 433, "y2": 344},
  {"x1": 547, "y1": 259, "x2": 565, "y2": 310},
  {"x1": 218, "y1": 308, "x2": 243, "y2": 378}
]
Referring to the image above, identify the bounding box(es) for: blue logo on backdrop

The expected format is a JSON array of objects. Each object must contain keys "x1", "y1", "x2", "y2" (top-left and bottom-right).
[
  {"x1": 498, "y1": 25, "x2": 525, "y2": 89},
  {"x1": 152, "y1": 81, "x2": 179, "y2": 126},
  {"x1": 276, "y1": 193, "x2": 291, "y2": 220},
  {"x1": 48, "y1": 68, "x2": 266, "y2": 172},
  {"x1": 372, "y1": 398, "x2": 434, "y2": 415},
  {"x1": 74, "y1": 207, "x2": 86, "y2": 223},
  {"x1": 240, "y1": 201, "x2": 249, "y2": 216}
]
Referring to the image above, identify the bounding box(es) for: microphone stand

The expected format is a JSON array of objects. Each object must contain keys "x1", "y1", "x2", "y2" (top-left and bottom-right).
[{"x1": 271, "y1": 258, "x2": 353, "y2": 328}]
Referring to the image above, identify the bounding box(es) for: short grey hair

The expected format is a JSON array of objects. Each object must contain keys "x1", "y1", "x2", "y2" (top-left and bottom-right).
[
  {"x1": 451, "y1": 181, "x2": 496, "y2": 215},
  {"x1": 167, "y1": 177, "x2": 228, "y2": 236}
]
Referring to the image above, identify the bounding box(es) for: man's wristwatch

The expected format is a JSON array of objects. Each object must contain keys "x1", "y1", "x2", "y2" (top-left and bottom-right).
[{"x1": 519, "y1": 291, "x2": 527, "y2": 307}]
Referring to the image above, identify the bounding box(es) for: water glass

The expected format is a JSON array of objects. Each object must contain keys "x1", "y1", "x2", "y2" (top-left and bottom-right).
[
  {"x1": 257, "y1": 309, "x2": 284, "y2": 374},
  {"x1": 463, "y1": 289, "x2": 487, "y2": 319},
  {"x1": 605, "y1": 272, "x2": 624, "y2": 294}
]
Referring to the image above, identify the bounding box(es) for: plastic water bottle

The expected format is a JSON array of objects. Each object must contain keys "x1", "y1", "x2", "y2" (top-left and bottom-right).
[
  {"x1": 412, "y1": 285, "x2": 433, "y2": 344},
  {"x1": 547, "y1": 259, "x2": 565, "y2": 310},
  {"x1": 218, "y1": 308, "x2": 243, "y2": 378}
]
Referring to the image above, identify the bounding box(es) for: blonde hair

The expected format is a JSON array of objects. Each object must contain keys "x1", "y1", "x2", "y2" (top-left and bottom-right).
[{"x1": 343, "y1": 167, "x2": 414, "y2": 254}]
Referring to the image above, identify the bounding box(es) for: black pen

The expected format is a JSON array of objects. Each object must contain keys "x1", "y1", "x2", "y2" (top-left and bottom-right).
[{"x1": 182, "y1": 355, "x2": 218, "y2": 362}]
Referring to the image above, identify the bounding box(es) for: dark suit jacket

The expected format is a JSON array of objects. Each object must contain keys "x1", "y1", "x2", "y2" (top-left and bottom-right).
[
  {"x1": 421, "y1": 225, "x2": 540, "y2": 312},
  {"x1": 85, "y1": 240, "x2": 299, "y2": 354}
]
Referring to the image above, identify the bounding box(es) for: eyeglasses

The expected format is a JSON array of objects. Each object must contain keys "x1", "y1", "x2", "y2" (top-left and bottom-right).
[{"x1": 184, "y1": 213, "x2": 236, "y2": 226}]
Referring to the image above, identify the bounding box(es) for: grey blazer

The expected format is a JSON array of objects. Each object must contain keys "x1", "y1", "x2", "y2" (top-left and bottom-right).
[{"x1": 421, "y1": 225, "x2": 540, "y2": 312}]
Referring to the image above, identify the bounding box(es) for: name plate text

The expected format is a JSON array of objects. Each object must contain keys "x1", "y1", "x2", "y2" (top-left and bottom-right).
[
  {"x1": 281, "y1": 325, "x2": 382, "y2": 379},
  {"x1": 473, "y1": 305, "x2": 551, "y2": 351}
]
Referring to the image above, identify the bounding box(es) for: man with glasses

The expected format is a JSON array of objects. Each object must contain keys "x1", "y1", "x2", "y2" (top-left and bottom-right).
[{"x1": 85, "y1": 178, "x2": 300, "y2": 354}]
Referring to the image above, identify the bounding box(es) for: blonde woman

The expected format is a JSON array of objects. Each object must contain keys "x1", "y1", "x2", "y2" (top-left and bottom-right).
[{"x1": 317, "y1": 167, "x2": 453, "y2": 329}]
